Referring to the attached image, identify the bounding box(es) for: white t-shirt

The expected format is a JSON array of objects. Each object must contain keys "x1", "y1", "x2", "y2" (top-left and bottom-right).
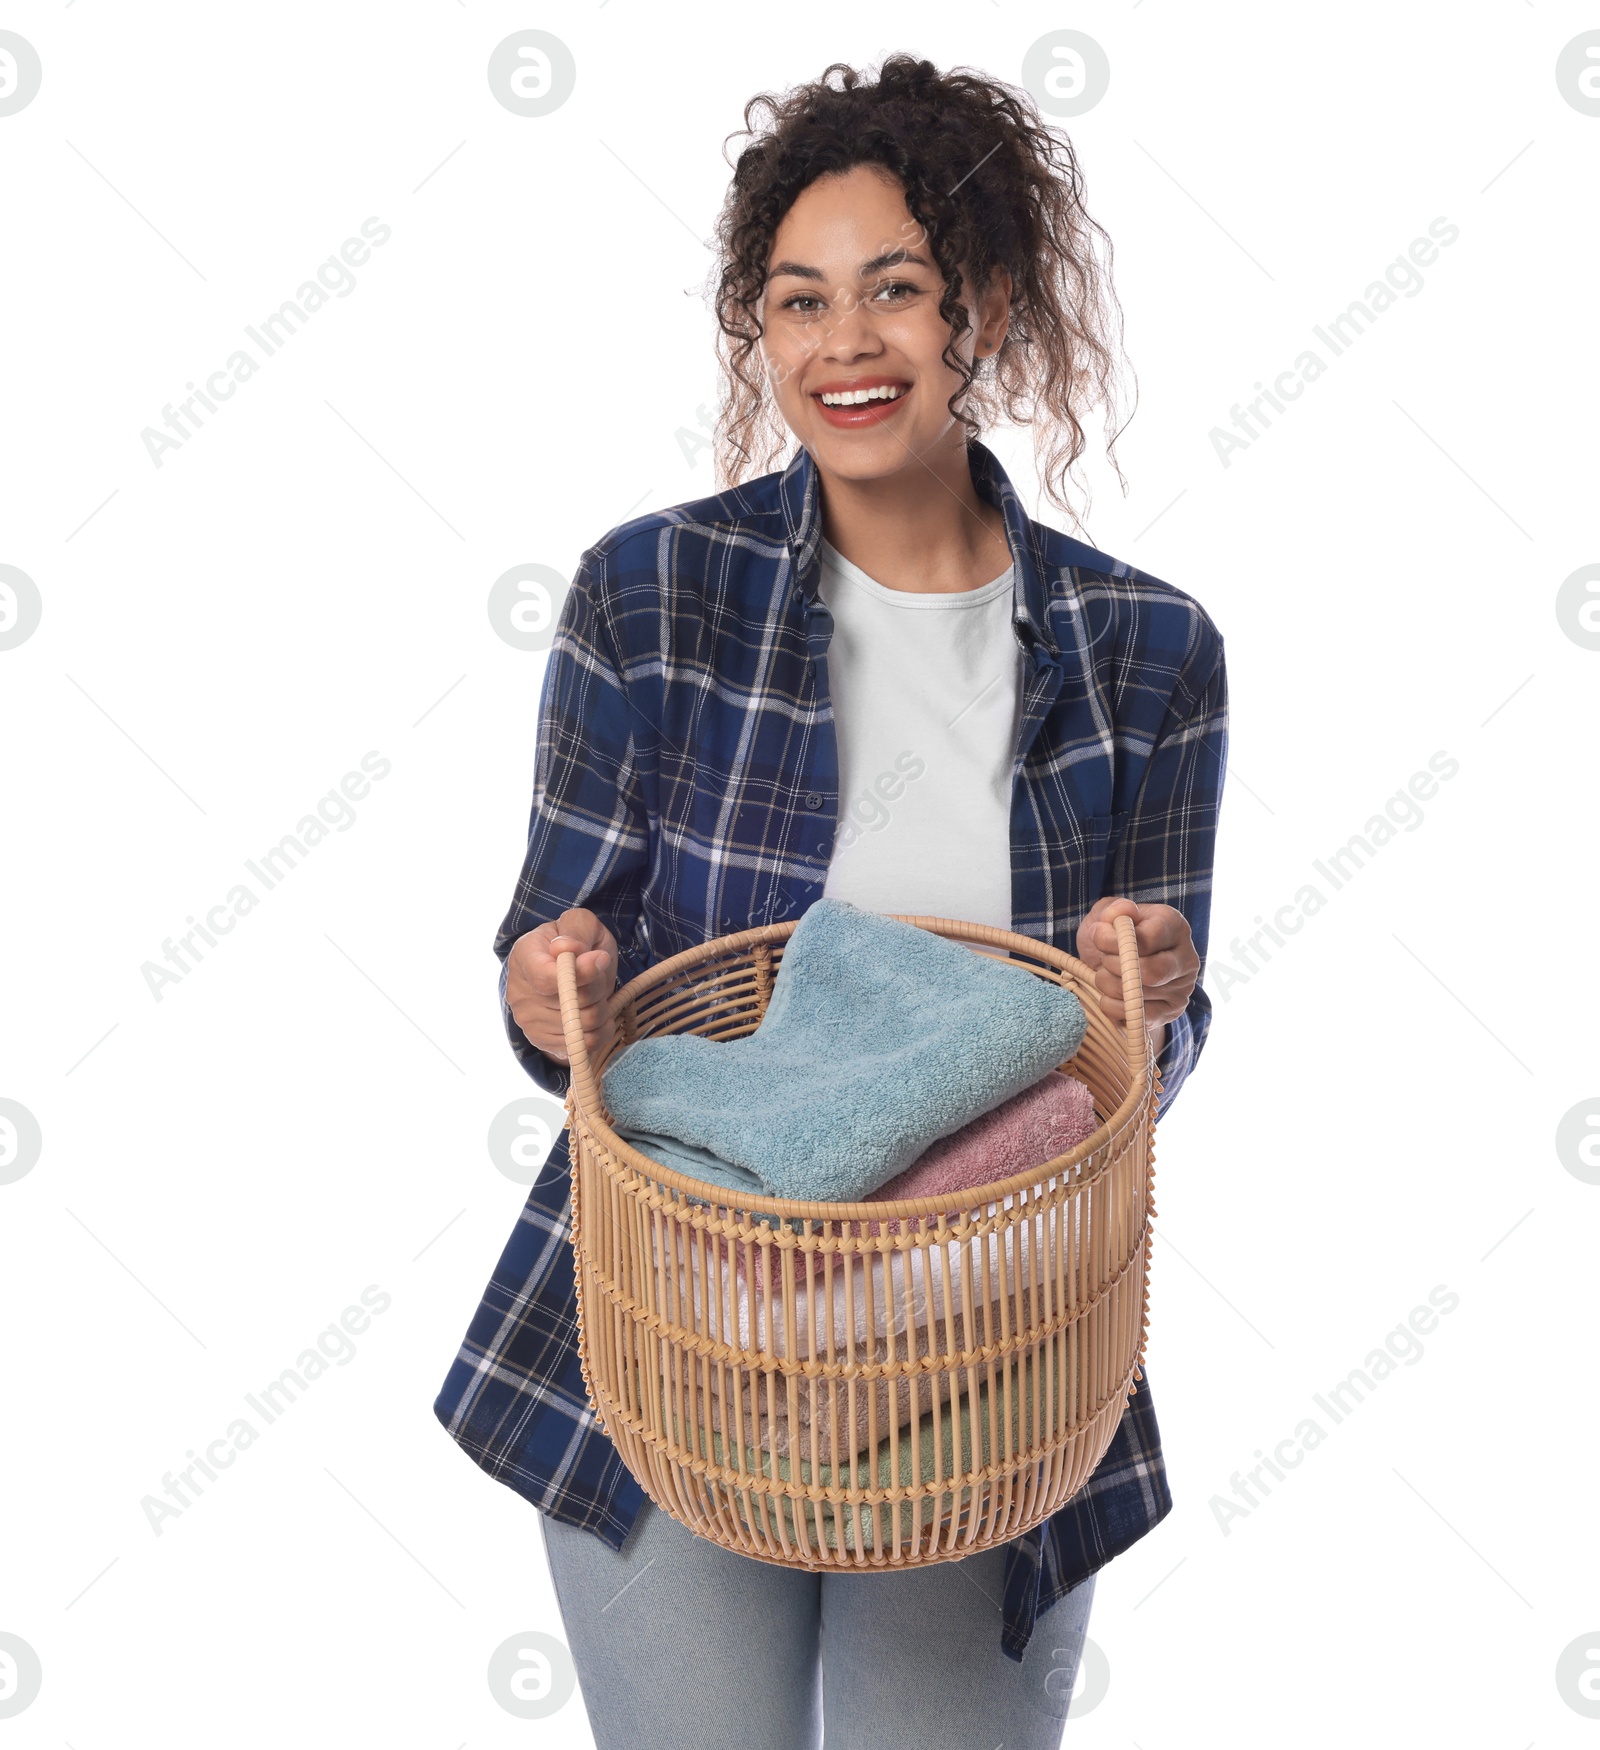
[{"x1": 817, "y1": 537, "x2": 1021, "y2": 931}]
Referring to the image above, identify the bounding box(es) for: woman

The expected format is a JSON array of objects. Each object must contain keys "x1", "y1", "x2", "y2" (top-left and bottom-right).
[{"x1": 435, "y1": 55, "x2": 1227, "y2": 1748}]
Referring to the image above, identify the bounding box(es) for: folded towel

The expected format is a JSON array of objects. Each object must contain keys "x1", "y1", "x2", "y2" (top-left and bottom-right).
[
  {"x1": 686, "y1": 1359, "x2": 1061, "y2": 1551},
  {"x1": 602, "y1": 898, "x2": 1087, "y2": 1203},
  {"x1": 740, "y1": 1068, "x2": 1098, "y2": 1304},
  {"x1": 654, "y1": 1193, "x2": 1073, "y2": 1462},
  {"x1": 868, "y1": 1068, "x2": 1099, "y2": 1204}
]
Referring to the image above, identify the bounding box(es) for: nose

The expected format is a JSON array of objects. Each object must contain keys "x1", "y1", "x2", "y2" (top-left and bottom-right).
[{"x1": 820, "y1": 285, "x2": 883, "y2": 364}]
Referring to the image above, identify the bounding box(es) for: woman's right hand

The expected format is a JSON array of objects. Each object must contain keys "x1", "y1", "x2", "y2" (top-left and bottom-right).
[{"x1": 507, "y1": 908, "x2": 620, "y2": 1066}]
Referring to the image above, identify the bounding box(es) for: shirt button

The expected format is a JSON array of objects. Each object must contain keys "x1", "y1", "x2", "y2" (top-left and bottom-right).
[{"x1": 804, "y1": 792, "x2": 824, "y2": 810}]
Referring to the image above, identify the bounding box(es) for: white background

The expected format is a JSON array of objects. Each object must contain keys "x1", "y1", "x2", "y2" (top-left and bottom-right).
[{"x1": 2, "y1": 3, "x2": 1597, "y2": 1745}]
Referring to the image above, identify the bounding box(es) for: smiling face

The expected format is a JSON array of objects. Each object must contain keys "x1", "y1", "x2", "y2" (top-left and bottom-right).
[{"x1": 759, "y1": 164, "x2": 1010, "y2": 486}]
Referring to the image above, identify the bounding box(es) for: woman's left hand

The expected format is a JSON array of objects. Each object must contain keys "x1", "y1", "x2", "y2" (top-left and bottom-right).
[{"x1": 1076, "y1": 897, "x2": 1198, "y2": 1030}]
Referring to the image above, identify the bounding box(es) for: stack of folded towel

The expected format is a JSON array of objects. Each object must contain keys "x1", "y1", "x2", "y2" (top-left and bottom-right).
[
  {"x1": 724, "y1": 1068, "x2": 1098, "y2": 1294},
  {"x1": 708, "y1": 1070, "x2": 1100, "y2": 1461},
  {"x1": 596, "y1": 899, "x2": 1101, "y2": 1461}
]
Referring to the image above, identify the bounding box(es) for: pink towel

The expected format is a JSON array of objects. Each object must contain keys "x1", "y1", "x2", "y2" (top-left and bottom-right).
[
  {"x1": 867, "y1": 1068, "x2": 1099, "y2": 1204},
  {"x1": 741, "y1": 1070, "x2": 1100, "y2": 1287}
]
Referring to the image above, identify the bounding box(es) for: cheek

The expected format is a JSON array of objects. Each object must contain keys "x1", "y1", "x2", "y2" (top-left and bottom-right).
[
  {"x1": 761, "y1": 325, "x2": 818, "y2": 393},
  {"x1": 889, "y1": 309, "x2": 962, "y2": 381}
]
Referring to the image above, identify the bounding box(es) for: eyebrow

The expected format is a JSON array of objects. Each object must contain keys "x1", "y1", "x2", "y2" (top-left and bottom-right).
[{"x1": 766, "y1": 248, "x2": 935, "y2": 284}]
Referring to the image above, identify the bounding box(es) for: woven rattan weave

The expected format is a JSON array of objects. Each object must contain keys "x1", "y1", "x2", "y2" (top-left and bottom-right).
[{"x1": 553, "y1": 912, "x2": 1158, "y2": 1571}]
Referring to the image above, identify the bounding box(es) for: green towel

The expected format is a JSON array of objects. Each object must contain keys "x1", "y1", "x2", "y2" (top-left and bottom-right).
[{"x1": 673, "y1": 1355, "x2": 1067, "y2": 1555}]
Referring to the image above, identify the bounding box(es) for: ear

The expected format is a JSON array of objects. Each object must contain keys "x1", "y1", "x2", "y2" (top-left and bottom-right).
[{"x1": 974, "y1": 268, "x2": 1013, "y2": 357}]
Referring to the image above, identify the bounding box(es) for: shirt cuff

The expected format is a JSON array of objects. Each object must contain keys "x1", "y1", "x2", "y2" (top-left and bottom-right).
[{"x1": 1153, "y1": 1006, "x2": 1194, "y2": 1122}]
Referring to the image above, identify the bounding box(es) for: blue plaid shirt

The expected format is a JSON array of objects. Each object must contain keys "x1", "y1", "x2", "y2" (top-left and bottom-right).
[{"x1": 433, "y1": 438, "x2": 1228, "y2": 1661}]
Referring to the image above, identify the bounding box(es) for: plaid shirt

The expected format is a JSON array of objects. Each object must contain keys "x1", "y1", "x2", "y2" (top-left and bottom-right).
[{"x1": 433, "y1": 438, "x2": 1228, "y2": 1661}]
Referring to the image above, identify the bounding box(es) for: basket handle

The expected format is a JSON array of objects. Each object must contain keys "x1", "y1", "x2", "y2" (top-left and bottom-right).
[
  {"x1": 1110, "y1": 911, "x2": 1150, "y2": 1090},
  {"x1": 553, "y1": 948, "x2": 606, "y2": 1116}
]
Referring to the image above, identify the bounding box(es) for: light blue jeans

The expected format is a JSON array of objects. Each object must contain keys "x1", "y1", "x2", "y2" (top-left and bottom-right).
[{"x1": 541, "y1": 1499, "x2": 1096, "y2": 1749}]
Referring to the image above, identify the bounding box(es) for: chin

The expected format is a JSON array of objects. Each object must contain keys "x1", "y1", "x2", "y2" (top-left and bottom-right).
[{"x1": 804, "y1": 429, "x2": 932, "y2": 482}]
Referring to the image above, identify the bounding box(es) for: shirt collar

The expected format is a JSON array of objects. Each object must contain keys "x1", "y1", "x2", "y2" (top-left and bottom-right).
[{"x1": 777, "y1": 437, "x2": 1060, "y2": 658}]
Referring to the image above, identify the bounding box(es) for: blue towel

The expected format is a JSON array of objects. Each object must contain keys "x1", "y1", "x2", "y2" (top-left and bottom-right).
[{"x1": 601, "y1": 898, "x2": 1087, "y2": 1203}]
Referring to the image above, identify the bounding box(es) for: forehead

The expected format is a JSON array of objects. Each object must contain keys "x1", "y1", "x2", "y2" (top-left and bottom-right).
[{"x1": 767, "y1": 165, "x2": 918, "y2": 268}]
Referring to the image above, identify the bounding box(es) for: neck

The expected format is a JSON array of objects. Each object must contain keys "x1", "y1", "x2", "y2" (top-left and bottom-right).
[{"x1": 815, "y1": 437, "x2": 1011, "y2": 594}]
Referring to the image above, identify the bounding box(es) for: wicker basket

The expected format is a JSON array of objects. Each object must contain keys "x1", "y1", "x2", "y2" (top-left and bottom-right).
[{"x1": 553, "y1": 912, "x2": 1158, "y2": 1571}]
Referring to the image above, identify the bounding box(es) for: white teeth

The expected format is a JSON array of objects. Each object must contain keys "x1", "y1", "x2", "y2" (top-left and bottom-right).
[{"x1": 819, "y1": 384, "x2": 906, "y2": 406}]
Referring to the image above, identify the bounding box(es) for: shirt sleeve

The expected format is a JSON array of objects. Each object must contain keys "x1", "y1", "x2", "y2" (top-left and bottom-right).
[
  {"x1": 493, "y1": 546, "x2": 652, "y2": 1099},
  {"x1": 1106, "y1": 622, "x2": 1229, "y2": 1121}
]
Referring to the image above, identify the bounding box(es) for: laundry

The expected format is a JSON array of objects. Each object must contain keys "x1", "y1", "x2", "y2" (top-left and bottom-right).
[
  {"x1": 867, "y1": 1066, "x2": 1099, "y2": 1202},
  {"x1": 654, "y1": 1203, "x2": 1087, "y2": 1464},
  {"x1": 739, "y1": 1069, "x2": 1101, "y2": 1287},
  {"x1": 683, "y1": 1359, "x2": 1064, "y2": 1554},
  {"x1": 601, "y1": 897, "x2": 1088, "y2": 1203},
  {"x1": 629, "y1": 1069, "x2": 1103, "y2": 1463},
  {"x1": 744, "y1": 1070, "x2": 1098, "y2": 1457},
  {"x1": 601, "y1": 902, "x2": 1098, "y2": 1465}
]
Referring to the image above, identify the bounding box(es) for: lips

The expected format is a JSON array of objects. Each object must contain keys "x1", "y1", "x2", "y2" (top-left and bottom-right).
[{"x1": 810, "y1": 378, "x2": 912, "y2": 429}]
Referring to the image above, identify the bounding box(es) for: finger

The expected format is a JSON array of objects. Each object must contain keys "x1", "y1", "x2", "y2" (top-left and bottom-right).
[
  {"x1": 1126, "y1": 945, "x2": 1191, "y2": 991},
  {"x1": 1091, "y1": 966, "x2": 1130, "y2": 1007},
  {"x1": 510, "y1": 986, "x2": 607, "y2": 1032},
  {"x1": 555, "y1": 908, "x2": 614, "y2": 952},
  {"x1": 535, "y1": 938, "x2": 612, "y2": 966},
  {"x1": 1132, "y1": 907, "x2": 1188, "y2": 953},
  {"x1": 516, "y1": 914, "x2": 615, "y2": 967},
  {"x1": 1094, "y1": 919, "x2": 1193, "y2": 982},
  {"x1": 537, "y1": 993, "x2": 613, "y2": 1032},
  {"x1": 1078, "y1": 896, "x2": 1133, "y2": 956},
  {"x1": 1140, "y1": 969, "x2": 1195, "y2": 1010},
  {"x1": 1093, "y1": 985, "x2": 1183, "y2": 1027},
  {"x1": 527, "y1": 941, "x2": 614, "y2": 999},
  {"x1": 522, "y1": 1000, "x2": 616, "y2": 1050},
  {"x1": 547, "y1": 939, "x2": 616, "y2": 990},
  {"x1": 1091, "y1": 899, "x2": 1143, "y2": 940},
  {"x1": 536, "y1": 1013, "x2": 618, "y2": 1064},
  {"x1": 521, "y1": 980, "x2": 610, "y2": 1034},
  {"x1": 1092, "y1": 963, "x2": 1158, "y2": 1011},
  {"x1": 1094, "y1": 954, "x2": 1189, "y2": 1010},
  {"x1": 1094, "y1": 897, "x2": 1143, "y2": 928},
  {"x1": 1091, "y1": 917, "x2": 1143, "y2": 963},
  {"x1": 542, "y1": 933, "x2": 613, "y2": 967}
]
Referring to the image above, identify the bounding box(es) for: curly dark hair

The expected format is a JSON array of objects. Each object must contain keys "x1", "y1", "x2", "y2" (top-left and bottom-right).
[{"x1": 709, "y1": 54, "x2": 1134, "y2": 519}]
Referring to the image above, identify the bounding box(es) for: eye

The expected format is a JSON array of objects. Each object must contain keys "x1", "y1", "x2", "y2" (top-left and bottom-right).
[
  {"x1": 779, "y1": 292, "x2": 825, "y2": 312},
  {"x1": 872, "y1": 279, "x2": 921, "y2": 303}
]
